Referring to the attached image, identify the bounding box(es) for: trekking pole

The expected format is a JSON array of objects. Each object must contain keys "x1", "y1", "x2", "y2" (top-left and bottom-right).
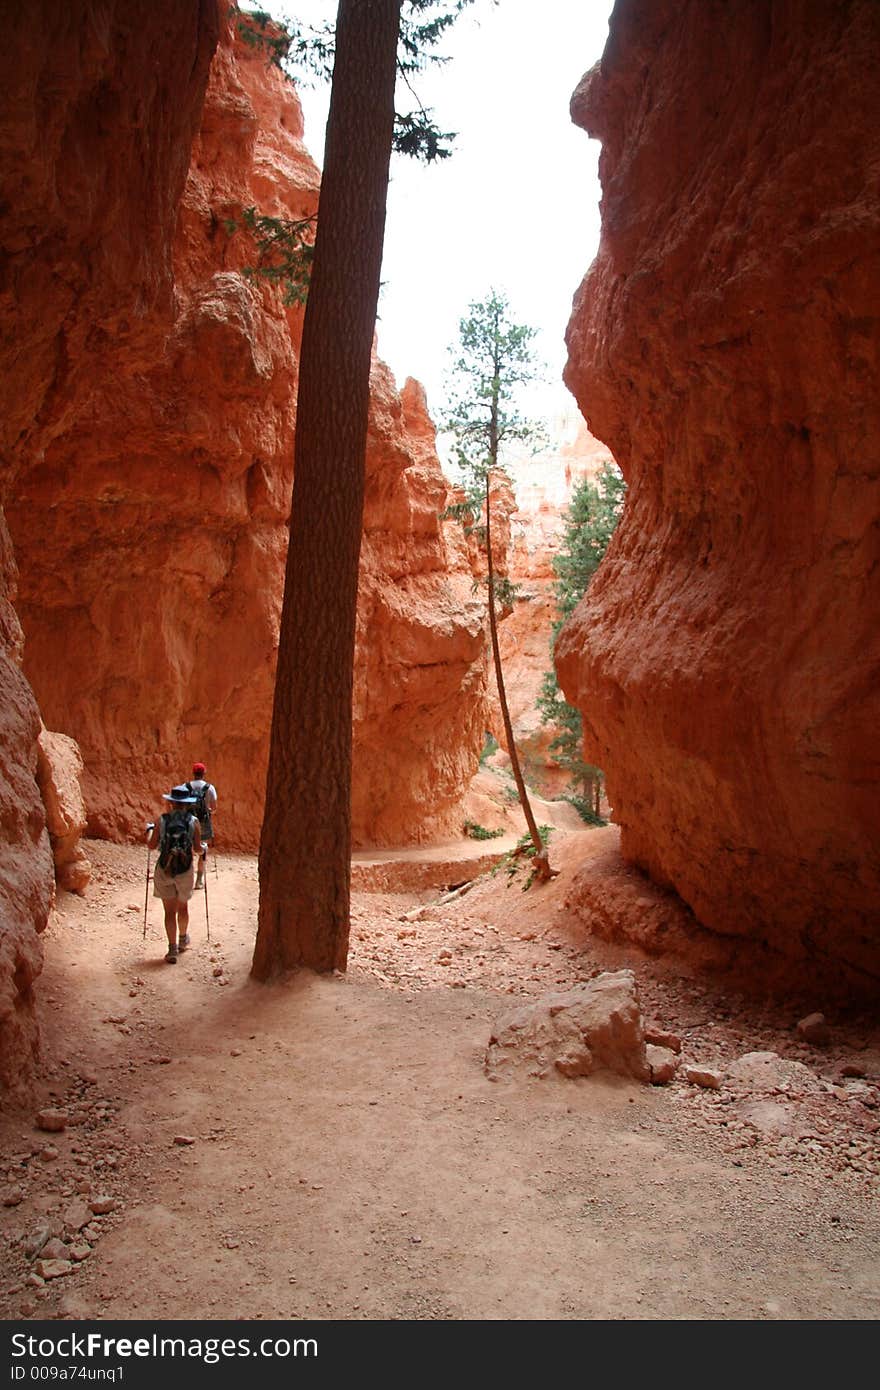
[
  {"x1": 203, "y1": 861, "x2": 211, "y2": 942},
  {"x1": 143, "y1": 826, "x2": 154, "y2": 940}
]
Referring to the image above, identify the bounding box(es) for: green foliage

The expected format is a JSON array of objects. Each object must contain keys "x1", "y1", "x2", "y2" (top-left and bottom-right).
[
  {"x1": 479, "y1": 732, "x2": 499, "y2": 765},
  {"x1": 225, "y1": 206, "x2": 316, "y2": 306},
  {"x1": 495, "y1": 825, "x2": 554, "y2": 892},
  {"x1": 551, "y1": 460, "x2": 626, "y2": 625},
  {"x1": 441, "y1": 289, "x2": 543, "y2": 609},
  {"x1": 537, "y1": 460, "x2": 626, "y2": 811},
  {"x1": 235, "y1": 8, "x2": 301, "y2": 68},
  {"x1": 463, "y1": 819, "x2": 505, "y2": 841},
  {"x1": 562, "y1": 794, "x2": 607, "y2": 828},
  {"x1": 237, "y1": 2, "x2": 472, "y2": 163},
  {"x1": 231, "y1": 2, "x2": 473, "y2": 303},
  {"x1": 444, "y1": 288, "x2": 542, "y2": 487}
]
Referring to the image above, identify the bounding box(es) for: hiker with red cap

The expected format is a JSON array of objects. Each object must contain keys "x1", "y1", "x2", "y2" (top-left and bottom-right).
[{"x1": 185, "y1": 761, "x2": 217, "y2": 889}]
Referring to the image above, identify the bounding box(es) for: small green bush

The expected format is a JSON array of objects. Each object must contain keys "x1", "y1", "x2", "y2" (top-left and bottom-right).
[
  {"x1": 563, "y1": 795, "x2": 607, "y2": 827},
  {"x1": 494, "y1": 825, "x2": 555, "y2": 891},
  {"x1": 464, "y1": 819, "x2": 505, "y2": 841},
  {"x1": 479, "y1": 733, "x2": 499, "y2": 766}
]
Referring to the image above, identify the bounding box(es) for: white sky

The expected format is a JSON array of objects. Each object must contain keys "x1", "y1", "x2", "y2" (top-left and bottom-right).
[{"x1": 266, "y1": 0, "x2": 614, "y2": 424}]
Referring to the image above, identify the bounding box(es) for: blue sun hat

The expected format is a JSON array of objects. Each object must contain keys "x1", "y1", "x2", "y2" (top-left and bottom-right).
[{"x1": 163, "y1": 785, "x2": 197, "y2": 804}]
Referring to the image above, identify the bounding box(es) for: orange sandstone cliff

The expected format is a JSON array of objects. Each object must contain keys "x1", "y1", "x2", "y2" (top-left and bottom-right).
[
  {"x1": 0, "y1": 0, "x2": 221, "y2": 1089},
  {"x1": 7, "y1": 7, "x2": 489, "y2": 854},
  {"x1": 1, "y1": 2, "x2": 489, "y2": 1084},
  {"x1": 556, "y1": 0, "x2": 880, "y2": 980}
]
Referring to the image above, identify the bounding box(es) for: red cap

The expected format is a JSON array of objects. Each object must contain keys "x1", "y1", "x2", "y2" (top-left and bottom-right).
[{"x1": 192, "y1": 761, "x2": 206, "y2": 776}]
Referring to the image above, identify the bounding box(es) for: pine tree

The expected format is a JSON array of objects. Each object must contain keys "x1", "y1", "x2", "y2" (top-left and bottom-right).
[
  {"x1": 444, "y1": 290, "x2": 556, "y2": 883},
  {"x1": 537, "y1": 460, "x2": 626, "y2": 819},
  {"x1": 253, "y1": 0, "x2": 469, "y2": 980}
]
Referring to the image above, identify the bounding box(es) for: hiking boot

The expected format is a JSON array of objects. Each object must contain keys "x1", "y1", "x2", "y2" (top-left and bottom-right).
[
  {"x1": 194, "y1": 876, "x2": 204, "y2": 890},
  {"x1": 178, "y1": 934, "x2": 190, "y2": 951},
  {"x1": 165, "y1": 945, "x2": 178, "y2": 964}
]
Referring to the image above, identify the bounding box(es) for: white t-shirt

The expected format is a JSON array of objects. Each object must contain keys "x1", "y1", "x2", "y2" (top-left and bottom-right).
[{"x1": 188, "y1": 779, "x2": 217, "y2": 810}]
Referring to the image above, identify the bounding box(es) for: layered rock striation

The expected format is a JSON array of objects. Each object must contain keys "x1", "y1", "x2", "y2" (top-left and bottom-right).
[
  {"x1": 557, "y1": 0, "x2": 880, "y2": 979},
  {"x1": 0, "y1": 0, "x2": 221, "y2": 1090},
  {"x1": 6, "y1": 5, "x2": 489, "y2": 853},
  {"x1": 355, "y1": 375, "x2": 487, "y2": 844}
]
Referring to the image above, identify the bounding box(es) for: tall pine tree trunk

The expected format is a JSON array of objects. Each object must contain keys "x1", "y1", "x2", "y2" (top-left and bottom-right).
[
  {"x1": 485, "y1": 484, "x2": 554, "y2": 883},
  {"x1": 252, "y1": 0, "x2": 401, "y2": 980}
]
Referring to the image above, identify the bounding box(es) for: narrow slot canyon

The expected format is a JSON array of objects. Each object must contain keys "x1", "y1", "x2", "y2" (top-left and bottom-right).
[{"x1": 0, "y1": 0, "x2": 877, "y2": 1325}]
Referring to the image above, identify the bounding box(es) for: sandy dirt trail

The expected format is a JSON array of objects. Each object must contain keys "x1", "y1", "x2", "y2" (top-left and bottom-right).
[{"x1": 1, "y1": 832, "x2": 879, "y2": 1322}]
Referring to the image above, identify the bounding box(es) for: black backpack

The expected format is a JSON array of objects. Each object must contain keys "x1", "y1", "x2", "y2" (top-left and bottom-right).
[
  {"x1": 186, "y1": 780, "x2": 210, "y2": 829},
  {"x1": 158, "y1": 812, "x2": 195, "y2": 875}
]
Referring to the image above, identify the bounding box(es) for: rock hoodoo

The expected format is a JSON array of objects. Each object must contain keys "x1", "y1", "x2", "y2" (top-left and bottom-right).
[{"x1": 557, "y1": 0, "x2": 880, "y2": 982}]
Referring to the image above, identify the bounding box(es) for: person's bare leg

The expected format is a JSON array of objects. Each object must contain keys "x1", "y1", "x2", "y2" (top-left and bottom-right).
[
  {"x1": 177, "y1": 901, "x2": 190, "y2": 949},
  {"x1": 163, "y1": 901, "x2": 179, "y2": 961}
]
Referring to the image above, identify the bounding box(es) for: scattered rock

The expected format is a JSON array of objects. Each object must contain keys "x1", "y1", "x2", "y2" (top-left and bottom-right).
[
  {"x1": 839, "y1": 1062, "x2": 866, "y2": 1079},
  {"x1": 69, "y1": 1244, "x2": 91, "y2": 1261},
  {"x1": 23, "y1": 1228, "x2": 51, "y2": 1260},
  {"x1": 35, "y1": 1109, "x2": 68, "y2": 1133},
  {"x1": 39, "y1": 1146, "x2": 60, "y2": 1162},
  {"x1": 840, "y1": 1081, "x2": 875, "y2": 1105},
  {"x1": 647, "y1": 1044, "x2": 679, "y2": 1085},
  {"x1": 40, "y1": 1238, "x2": 69, "y2": 1262},
  {"x1": 644, "y1": 1027, "x2": 682, "y2": 1054},
  {"x1": 34, "y1": 1259, "x2": 72, "y2": 1280},
  {"x1": 796, "y1": 1013, "x2": 831, "y2": 1047},
  {"x1": 88, "y1": 1196, "x2": 117, "y2": 1215},
  {"x1": 684, "y1": 1066, "x2": 723, "y2": 1090},
  {"x1": 485, "y1": 970, "x2": 650, "y2": 1083},
  {"x1": 2, "y1": 1187, "x2": 24, "y2": 1207},
  {"x1": 728, "y1": 1051, "x2": 823, "y2": 1096},
  {"x1": 62, "y1": 1202, "x2": 91, "y2": 1233},
  {"x1": 736, "y1": 1098, "x2": 800, "y2": 1138},
  {"x1": 173, "y1": 1136, "x2": 196, "y2": 1146}
]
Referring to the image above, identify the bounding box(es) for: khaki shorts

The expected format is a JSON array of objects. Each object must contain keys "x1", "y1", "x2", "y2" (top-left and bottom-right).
[{"x1": 153, "y1": 861, "x2": 195, "y2": 902}]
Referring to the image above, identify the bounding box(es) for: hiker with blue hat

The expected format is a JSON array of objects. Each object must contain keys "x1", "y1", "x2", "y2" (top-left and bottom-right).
[{"x1": 146, "y1": 785, "x2": 203, "y2": 964}]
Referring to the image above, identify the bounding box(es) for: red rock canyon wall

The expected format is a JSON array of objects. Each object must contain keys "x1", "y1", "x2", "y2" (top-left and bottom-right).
[
  {"x1": 0, "y1": 0, "x2": 220, "y2": 1089},
  {"x1": 6, "y1": 4, "x2": 488, "y2": 855},
  {"x1": 557, "y1": 0, "x2": 880, "y2": 980}
]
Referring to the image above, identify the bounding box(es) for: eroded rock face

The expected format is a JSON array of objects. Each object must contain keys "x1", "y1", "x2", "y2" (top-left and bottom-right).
[
  {"x1": 0, "y1": 0, "x2": 220, "y2": 1091},
  {"x1": 7, "y1": 10, "x2": 488, "y2": 851},
  {"x1": 36, "y1": 729, "x2": 91, "y2": 895},
  {"x1": 557, "y1": 0, "x2": 880, "y2": 980},
  {"x1": 0, "y1": 521, "x2": 53, "y2": 1094},
  {"x1": 355, "y1": 375, "x2": 489, "y2": 845},
  {"x1": 6, "y1": 5, "x2": 311, "y2": 850}
]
